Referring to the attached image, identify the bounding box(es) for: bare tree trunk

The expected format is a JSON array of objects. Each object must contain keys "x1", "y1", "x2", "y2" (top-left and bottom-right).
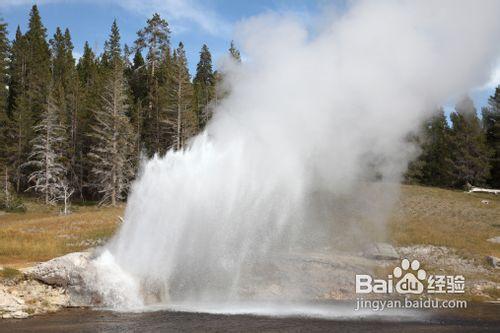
[
  {"x1": 111, "y1": 171, "x2": 116, "y2": 207},
  {"x1": 4, "y1": 167, "x2": 9, "y2": 208},
  {"x1": 64, "y1": 191, "x2": 68, "y2": 215}
]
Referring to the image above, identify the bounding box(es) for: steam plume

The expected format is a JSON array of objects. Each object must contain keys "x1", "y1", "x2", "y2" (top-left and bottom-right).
[{"x1": 90, "y1": 0, "x2": 500, "y2": 308}]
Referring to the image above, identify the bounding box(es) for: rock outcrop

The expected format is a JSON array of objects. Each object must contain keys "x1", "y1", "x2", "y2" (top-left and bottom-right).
[
  {"x1": 487, "y1": 236, "x2": 500, "y2": 244},
  {"x1": 1, "y1": 251, "x2": 99, "y2": 319},
  {"x1": 486, "y1": 256, "x2": 500, "y2": 269},
  {"x1": 363, "y1": 242, "x2": 399, "y2": 260},
  {"x1": 24, "y1": 252, "x2": 91, "y2": 287},
  {"x1": 24, "y1": 251, "x2": 98, "y2": 307}
]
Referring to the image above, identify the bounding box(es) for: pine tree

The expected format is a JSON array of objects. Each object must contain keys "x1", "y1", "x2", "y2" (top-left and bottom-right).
[
  {"x1": 7, "y1": 6, "x2": 51, "y2": 192},
  {"x1": 0, "y1": 18, "x2": 16, "y2": 209},
  {"x1": 482, "y1": 86, "x2": 500, "y2": 188},
  {"x1": 0, "y1": 18, "x2": 8, "y2": 114},
  {"x1": 128, "y1": 49, "x2": 148, "y2": 103},
  {"x1": 50, "y1": 27, "x2": 82, "y2": 195},
  {"x1": 127, "y1": 49, "x2": 148, "y2": 158},
  {"x1": 134, "y1": 13, "x2": 171, "y2": 155},
  {"x1": 88, "y1": 73, "x2": 134, "y2": 205},
  {"x1": 7, "y1": 27, "x2": 32, "y2": 192},
  {"x1": 135, "y1": 13, "x2": 170, "y2": 76},
  {"x1": 88, "y1": 22, "x2": 134, "y2": 206},
  {"x1": 229, "y1": 40, "x2": 241, "y2": 62},
  {"x1": 213, "y1": 41, "x2": 242, "y2": 106},
  {"x1": 449, "y1": 96, "x2": 491, "y2": 187},
  {"x1": 77, "y1": 42, "x2": 98, "y2": 87},
  {"x1": 170, "y1": 42, "x2": 196, "y2": 150},
  {"x1": 193, "y1": 44, "x2": 215, "y2": 129},
  {"x1": 101, "y1": 20, "x2": 121, "y2": 69},
  {"x1": 50, "y1": 27, "x2": 74, "y2": 87},
  {"x1": 0, "y1": 18, "x2": 9, "y2": 136},
  {"x1": 0, "y1": 108, "x2": 24, "y2": 211},
  {"x1": 76, "y1": 42, "x2": 100, "y2": 199},
  {"x1": 404, "y1": 131, "x2": 426, "y2": 184},
  {"x1": 25, "y1": 5, "x2": 51, "y2": 125},
  {"x1": 24, "y1": 90, "x2": 67, "y2": 204},
  {"x1": 62, "y1": 28, "x2": 82, "y2": 193},
  {"x1": 7, "y1": 26, "x2": 25, "y2": 116},
  {"x1": 419, "y1": 109, "x2": 454, "y2": 186}
]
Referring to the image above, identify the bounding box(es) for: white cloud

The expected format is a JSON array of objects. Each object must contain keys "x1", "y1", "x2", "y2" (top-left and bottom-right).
[
  {"x1": 0, "y1": 0, "x2": 232, "y2": 37},
  {"x1": 0, "y1": 0, "x2": 57, "y2": 7},
  {"x1": 116, "y1": 0, "x2": 232, "y2": 37}
]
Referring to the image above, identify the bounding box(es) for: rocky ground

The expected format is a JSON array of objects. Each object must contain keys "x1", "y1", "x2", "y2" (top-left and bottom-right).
[
  {"x1": 0, "y1": 280, "x2": 67, "y2": 319},
  {"x1": 1, "y1": 242, "x2": 498, "y2": 319},
  {"x1": 0, "y1": 251, "x2": 94, "y2": 319},
  {"x1": 397, "y1": 244, "x2": 500, "y2": 301}
]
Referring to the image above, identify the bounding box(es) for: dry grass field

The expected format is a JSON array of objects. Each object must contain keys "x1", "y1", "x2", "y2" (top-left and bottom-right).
[
  {"x1": 0, "y1": 202, "x2": 123, "y2": 268},
  {"x1": 388, "y1": 185, "x2": 500, "y2": 300},
  {"x1": 0, "y1": 184, "x2": 498, "y2": 274},
  {"x1": 390, "y1": 184, "x2": 500, "y2": 261}
]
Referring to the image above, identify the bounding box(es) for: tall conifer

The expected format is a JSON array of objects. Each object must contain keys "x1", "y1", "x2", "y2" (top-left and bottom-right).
[
  {"x1": 88, "y1": 22, "x2": 134, "y2": 206},
  {"x1": 135, "y1": 14, "x2": 171, "y2": 155},
  {"x1": 449, "y1": 97, "x2": 491, "y2": 186},
  {"x1": 482, "y1": 86, "x2": 500, "y2": 187},
  {"x1": 193, "y1": 44, "x2": 215, "y2": 129},
  {"x1": 170, "y1": 42, "x2": 196, "y2": 150}
]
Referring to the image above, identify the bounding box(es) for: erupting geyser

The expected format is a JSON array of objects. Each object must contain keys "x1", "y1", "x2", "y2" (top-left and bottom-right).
[{"x1": 89, "y1": 0, "x2": 500, "y2": 310}]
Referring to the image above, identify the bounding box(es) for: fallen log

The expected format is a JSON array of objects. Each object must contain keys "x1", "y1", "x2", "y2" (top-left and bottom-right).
[{"x1": 468, "y1": 187, "x2": 500, "y2": 195}]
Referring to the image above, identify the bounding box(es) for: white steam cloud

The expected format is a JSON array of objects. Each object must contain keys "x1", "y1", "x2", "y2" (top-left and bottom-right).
[{"x1": 90, "y1": 0, "x2": 500, "y2": 309}]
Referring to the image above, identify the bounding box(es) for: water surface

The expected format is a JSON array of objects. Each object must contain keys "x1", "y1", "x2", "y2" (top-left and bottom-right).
[{"x1": 2, "y1": 302, "x2": 498, "y2": 332}]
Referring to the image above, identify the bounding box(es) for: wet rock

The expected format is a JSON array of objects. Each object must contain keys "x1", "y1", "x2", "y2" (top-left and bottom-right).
[
  {"x1": 238, "y1": 251, "x2": 377, "y2": 301},
  {"x1": 486, "y1": 256, "x2": 500, "y2": 269},
  {"x1": 7, "y1": 310, "x2": 29, "y2": 319},
  {"x1": 66, "y1": 284, "x2": 97, "y2": 307},
  {"x1": 364, "y1": 242, "x2": 399, "y2": 260}
]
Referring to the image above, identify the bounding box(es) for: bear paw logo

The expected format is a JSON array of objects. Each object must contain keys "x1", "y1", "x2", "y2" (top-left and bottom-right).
[{"x1": 394, "y1": 259, "x2": 426, "y2": 294}]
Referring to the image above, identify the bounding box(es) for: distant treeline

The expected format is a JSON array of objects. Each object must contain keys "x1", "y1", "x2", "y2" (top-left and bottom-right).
[
  {"x1": 405, "y1": 92, "x2": 500, "y2": 190},
  {"x1": 0, "y1": 6, "x2": 499, "y2": 210},
  {"x1": 0, "y1": 5, "x2": 241, "y2": 208}
]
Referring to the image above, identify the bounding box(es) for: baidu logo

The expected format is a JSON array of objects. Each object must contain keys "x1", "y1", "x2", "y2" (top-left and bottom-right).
[
  {"x1": 355, "y1": 259, "x2": 465, "y2": 295},
  {"x1": 393, "y1": 259, "x2": 426, "y2": 294}
]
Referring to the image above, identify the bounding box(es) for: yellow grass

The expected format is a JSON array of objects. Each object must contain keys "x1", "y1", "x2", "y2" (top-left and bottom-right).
[
  {"x1": 0, "y1": 201, "x2": 123, "y2": 267},
  {"x1": 389, "y1": 184, "x2": 500, "y2": 261}
]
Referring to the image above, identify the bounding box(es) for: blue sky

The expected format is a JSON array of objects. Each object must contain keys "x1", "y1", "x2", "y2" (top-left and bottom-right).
[
  {"x1": 0, "y1": 0, "x2": 498, "y2": 112},
  {"x1": 0, "y1": 0, "x2": 331, "y2": 73}
]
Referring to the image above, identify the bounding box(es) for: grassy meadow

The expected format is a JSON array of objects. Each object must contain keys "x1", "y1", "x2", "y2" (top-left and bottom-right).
[
  {"x1": 0, "y1": 201, "x2": 123, "y2": 268},
  {"x1": 390, "y1": 184, "x2": 500, "y2": 261}
]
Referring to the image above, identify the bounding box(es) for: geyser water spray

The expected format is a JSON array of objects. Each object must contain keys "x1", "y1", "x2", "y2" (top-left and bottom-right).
[{"x1": 89, "y1": 0, "x2": 500, "y2": 310}]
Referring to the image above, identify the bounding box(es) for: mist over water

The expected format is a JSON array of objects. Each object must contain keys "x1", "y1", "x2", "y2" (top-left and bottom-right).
[{"x1": 90, "y1": 0, "x2": 500, "y2": 310}]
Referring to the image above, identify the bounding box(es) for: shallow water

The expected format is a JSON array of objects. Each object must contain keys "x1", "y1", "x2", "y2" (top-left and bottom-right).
[{"x1": 2, "y1": 302, "x2": 499, "y2": 332}]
